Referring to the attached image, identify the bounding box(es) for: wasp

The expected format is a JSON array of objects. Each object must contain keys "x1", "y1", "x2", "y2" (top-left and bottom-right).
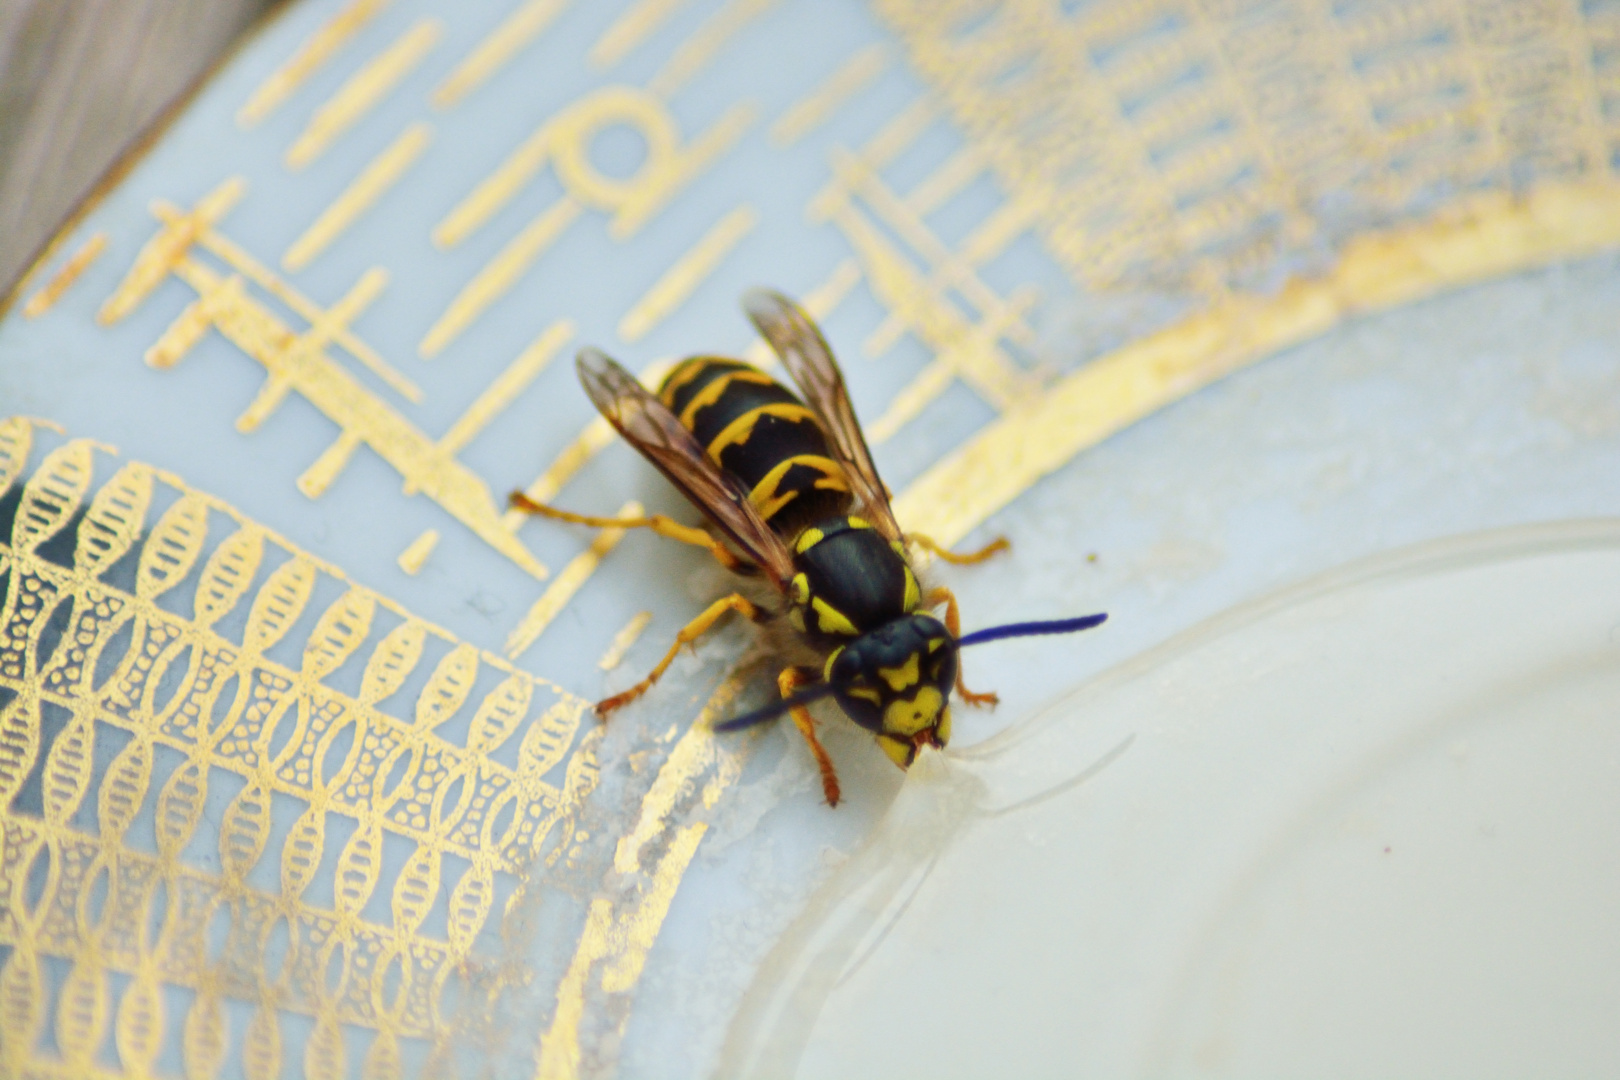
[{"x1": 511, "y1": 291, "x2": 1105, "y2": 806}]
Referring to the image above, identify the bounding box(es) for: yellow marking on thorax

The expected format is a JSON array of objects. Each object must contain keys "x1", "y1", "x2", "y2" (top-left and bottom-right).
[
  {"x1": 678, "y1": 368, "x2": 777, "y2": 428},
  {"x1": 706, "y1": 403, "x2": 818, "y2": 460},
  {"x1": 790, "y1": 573, "x2": 810, "y2": 603},
  {"x1": 877, "y1": 654, "x2": 919, "y2": 691},
  {"x1": 811, "y1": 597, "x2": 858, "y2": 636},
  {"x1": 794, "y1": 527, "x2": 825, "y2": 554},
  {"x1": 822, "y1": 645, "x2": 844, "y2": 680},
  {"x1": 749, "y1": 454, "x2": 848, "y2": 521},
  {"x1": 883, "y1": 686, "x2": 943, "y2": 737},
  {"x1": 902, "y1": 566, "x2": 920, "y2": 611},
  {"x1": 847, "y1": 515, "x2": 872, "y2": 530}
]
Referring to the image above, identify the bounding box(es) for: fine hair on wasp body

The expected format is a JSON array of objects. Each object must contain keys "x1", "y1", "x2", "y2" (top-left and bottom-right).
[{"x1": 511, "y1": 290, "x2": 1105, "y2": 807}]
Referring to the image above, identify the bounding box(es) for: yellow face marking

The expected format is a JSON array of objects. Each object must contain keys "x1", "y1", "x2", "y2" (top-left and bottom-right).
[
  {"x1": 877, "y1": 735, "x2": 913, "y2": 768},
  {"x1": 902, "y1": 566, "x2": 920, "y2": 612},
  {"x1": 935, "y1": 707, "x2": 952, "y2": 747},
  {"x1": 883, "y1": 686, "x2": 943, "y2": 737},
  {"x1": 846, "y1": 686, "x2": 882, "y2": 705},
  {"x1": 707, "y1": 403, "x2": 818, "y2": 460},
  {"x1": 822, "y1": 645, "x2": 844, "y2": 681},
  {"x1": 811, "y1": 597, "x2": 858, "y2": 636},
  {"x1": 795, "y1": 527, "x2": 825, "y2": 554},
  {"x1": 877, "y1": 653, "x2": 919, "y2": 692},
  {"x1": 791, "y1": 573, "x2": 810, "y2": 603},
  {"x1": 678, "y1": 368, "x2": 776, "y2": 428},
  {"x1": 848, "y1": 516, "x2": 871, "y2": 530}
]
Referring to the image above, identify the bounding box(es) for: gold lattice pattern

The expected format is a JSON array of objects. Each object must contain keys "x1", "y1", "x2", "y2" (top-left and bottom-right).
[
  {"x1": 0, "y1": 418, "x2": 599, "y2": 1079},
  {"x1": 876, "y1": 0, "x2": 1620, "y2": 294}
]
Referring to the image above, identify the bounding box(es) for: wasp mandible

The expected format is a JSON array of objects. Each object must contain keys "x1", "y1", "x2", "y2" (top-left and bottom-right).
[{"x1": 512, "y1": 291, "x2": 1105, "y2": 806}]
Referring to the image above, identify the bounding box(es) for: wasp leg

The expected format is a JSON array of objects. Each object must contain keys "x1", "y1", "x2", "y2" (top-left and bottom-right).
[
  {"x1": 781, "y1": 666, "x2": 841, "y2": 807},
  {"x1": 909, "y1": 532, "x2": 1010, "y2": 566},
  {"x1": 510, "y1": 492, "x2": 747, "y2": 573},
  {"x1": 924, "y1": 586, "x2": 1000, "y2": 707},
  {"x1": 597, "y1": 593, "x2": 763, "y2": 716}
]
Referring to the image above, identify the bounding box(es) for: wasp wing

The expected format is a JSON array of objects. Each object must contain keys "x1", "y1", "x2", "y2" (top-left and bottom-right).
[
  {"x1": 577, "y1": 347, "x2": 795, "y2": 588},
  {"x1": 743, "y1": 289, "x2": 903, "y2": 542}
]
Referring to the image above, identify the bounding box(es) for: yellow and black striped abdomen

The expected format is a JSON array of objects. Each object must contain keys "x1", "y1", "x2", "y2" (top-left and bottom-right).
[{"x1": 660, "y1": 357, "x2": 851, "y2": 531}]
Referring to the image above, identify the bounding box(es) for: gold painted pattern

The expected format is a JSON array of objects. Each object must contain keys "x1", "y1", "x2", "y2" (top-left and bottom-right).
[
  {"x1": 598, "y1": 611, "x2": 653, "y2": 670},
  {"x1": 438, "y1": 320, "x2": 575, "y2": 458},
  {"x1": 424, "y1": 86, "x2": 755, "y2": 356},
  {"x1": 648, "y1": 0, "x2": 781, "y2": 97},
  {"x1": 102, "y1": 183, "x2": 551, "y2": 584},
  {"x1": 396, "y1": 528, "x2": 440, "y2": 576},
  {"x1": 872, "y1": 0, "x2": 1620, "y2": 295},
  {"x1": 130, "y1": 190, "x2": 422, "y2": 403},
  {"x1": 282, "y1": 122, "x2": 434, "y2": 271},
  {"x1": 237, "y1": 0, "x2": 394, "y2": 128},
  {"x1": 0, "y1": 418, "x2": 599, "y2": 1078},
  {"x1": 22, "y1": 232, "x2": 107, "y2": 318},
  {"x1": 431, "y1": 0, "x2": 575, "y2": 108},
  {"x1": 421, "y1": 198, "x2": 583, "y2": 358},
  {"x1": 536, "y1": 681, "x2": 747, "y2": 1079},
  {"x1": 75, "y1": 5, "x2": 1620, "y2": 1077},
  {"x1": 819, "y1": 156, "x2": 1038, "y2": 438},
  {"x1": 894, "y1": 182, "x2": 1620, "y2": 545},
  {"x1": 285, "y1": 19, "x2": 443, "y2": 169},
  {"x1": 618, "y1": 205, "x2": 759, "y2": 342},
  {"x1": 590, "y1": 0, "x2": 693, "y2": 70},
  {"x1": 769, "y1": 44, "x2": 889, "y2": 147},
  {"x1": 507, "y1": 501, "x2": 643, "y2": 658}
]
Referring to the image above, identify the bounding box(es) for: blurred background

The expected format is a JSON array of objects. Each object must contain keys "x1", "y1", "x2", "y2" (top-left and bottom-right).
[{"x1": 0, "y1": 0, "x2": 277, "y2": 304}]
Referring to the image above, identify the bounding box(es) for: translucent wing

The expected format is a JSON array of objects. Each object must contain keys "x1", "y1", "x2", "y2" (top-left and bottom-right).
[
  {"x1": 577, "y1": 347, "x2": 795, "y2": 587},
  {"x1": 743, "y1": 289, "x2": 903, "y2": 541}
]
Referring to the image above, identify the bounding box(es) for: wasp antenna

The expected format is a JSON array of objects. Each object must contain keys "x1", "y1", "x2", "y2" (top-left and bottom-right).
[
  {"x1": 712, "y1": 683, "x2": 837, "y2": 732},
  {"x1": 956, "y1": 613, "x2": 1107, "y2": 649}
]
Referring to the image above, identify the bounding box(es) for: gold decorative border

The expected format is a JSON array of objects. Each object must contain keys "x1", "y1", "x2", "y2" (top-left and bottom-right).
[{"x1": 895, "y1": 182, "x2": 1620, "y2": 545}]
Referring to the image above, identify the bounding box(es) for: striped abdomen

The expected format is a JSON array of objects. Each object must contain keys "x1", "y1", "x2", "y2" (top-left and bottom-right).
[{"x1": 659, "y1": 357, "x2": 852, "y2": 534}]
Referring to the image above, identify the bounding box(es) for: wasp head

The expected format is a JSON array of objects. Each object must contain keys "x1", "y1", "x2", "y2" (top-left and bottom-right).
[{"x1": 826, "y1": 613, "x2": 957, "y2": 768}]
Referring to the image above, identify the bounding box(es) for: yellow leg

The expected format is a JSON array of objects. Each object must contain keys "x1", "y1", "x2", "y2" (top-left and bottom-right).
[
  {"x1": 597, "y1": 593, "x2": 761, "y2": 716},
  {"x1": 781, "y1": 666, "x2": 841, "y2": 807},
  {"x1": 924, "y1": 586, "x2": 999, "y2": 708},
  {"x1": 510, "y1": 491, "x2": 745, "y2": 572},
  {"x1": 909, "y1": 532, "x2": 1010, "y2": 565}
]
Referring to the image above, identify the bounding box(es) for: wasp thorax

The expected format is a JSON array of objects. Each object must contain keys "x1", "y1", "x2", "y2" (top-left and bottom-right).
[{"x1": 825, "y1": 614, "x2": 956, "y2": 769}]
